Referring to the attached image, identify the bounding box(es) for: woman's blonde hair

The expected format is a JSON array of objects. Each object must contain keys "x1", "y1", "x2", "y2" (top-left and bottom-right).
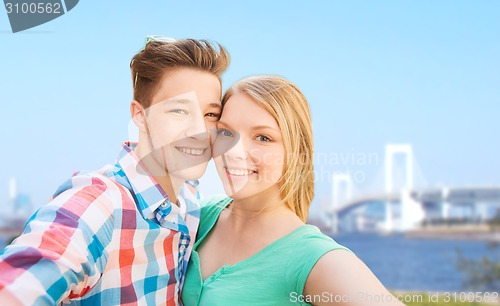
[{"x1": 222, "y1": 75, "x2": 314, "y2": 222}]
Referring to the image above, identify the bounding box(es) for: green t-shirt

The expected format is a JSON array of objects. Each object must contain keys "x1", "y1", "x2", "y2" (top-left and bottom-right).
[{"x1": 181, "y1": 196, "x2": 350, "y2": 306}]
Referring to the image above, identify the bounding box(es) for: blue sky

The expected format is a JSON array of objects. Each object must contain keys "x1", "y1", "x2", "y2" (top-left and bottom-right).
[{"x1": 1, "y1": 0, "x2": 499, "y2": 213}]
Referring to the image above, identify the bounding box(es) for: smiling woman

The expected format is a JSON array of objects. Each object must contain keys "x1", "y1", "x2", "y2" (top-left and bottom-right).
[
  {"x1": 213, "y1": 91, "x2": 286, "y2": 202},
  {"x1": 180, "y1": 75, "x2": 405, "y2": 306}
]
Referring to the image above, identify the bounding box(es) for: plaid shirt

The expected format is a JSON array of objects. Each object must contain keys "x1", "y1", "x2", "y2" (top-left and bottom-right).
[{"x1": 0, "y1": 142, "x2": 201, "y2": 305}]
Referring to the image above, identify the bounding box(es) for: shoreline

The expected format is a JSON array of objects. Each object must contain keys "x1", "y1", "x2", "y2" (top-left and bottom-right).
[
  {"x1": 405, "y1": 225, "x2": 500, "y2": 243},
  {"x1": 308, "y1": 220, "x2": 500, "y2": 243}
]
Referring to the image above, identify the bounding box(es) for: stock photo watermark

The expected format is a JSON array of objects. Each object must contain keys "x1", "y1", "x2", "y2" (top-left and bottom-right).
[
  {"x1": 3, "y1": 0, "x2": 79, "y2": 33},
  {"x1": 290, "y1": 291, "x2": 499, "y2": 304},
  {"x1": 314, "y1": 150, "x2": 380, "y2": 185}
]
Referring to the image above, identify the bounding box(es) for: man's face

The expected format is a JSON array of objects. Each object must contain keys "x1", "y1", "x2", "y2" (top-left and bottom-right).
[{"x1": 140, "y1": 68, "x2": 222, "y2": 180}]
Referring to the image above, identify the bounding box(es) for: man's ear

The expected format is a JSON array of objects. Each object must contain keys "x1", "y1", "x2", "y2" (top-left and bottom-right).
[{"x1": 130, "y1": 100, "x2": 146, "y2": 132}]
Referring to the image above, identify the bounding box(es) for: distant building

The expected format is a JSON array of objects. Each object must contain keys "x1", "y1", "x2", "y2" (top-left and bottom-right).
[
  {"x1": 6, "y1": 178, "x2": 32, "y2": 217},
  {"x1": 1, "y1": 178, "x2": 33, "y2": 245}
]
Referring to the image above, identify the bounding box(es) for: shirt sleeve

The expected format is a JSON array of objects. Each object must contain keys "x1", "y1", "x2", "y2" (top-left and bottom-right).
[{"x1": 0, "y1": 175, "x2": 116, "y2": 305}]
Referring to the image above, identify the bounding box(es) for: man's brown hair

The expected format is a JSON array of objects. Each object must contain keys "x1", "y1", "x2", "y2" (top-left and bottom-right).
[{"x1": 130, "y1": 39, "x2": 230, "y2": 108}]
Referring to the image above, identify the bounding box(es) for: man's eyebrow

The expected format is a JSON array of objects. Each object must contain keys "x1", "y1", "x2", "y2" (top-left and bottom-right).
[
  {"x1": 153, "y1": 98, "x2": 194, "y2": 107},
  {"x1": 159, "y1": 100, "x2": 222, "y2": 109},
  {"x1": 166, "y1": 98, "x2": 193, "y2": 104}
]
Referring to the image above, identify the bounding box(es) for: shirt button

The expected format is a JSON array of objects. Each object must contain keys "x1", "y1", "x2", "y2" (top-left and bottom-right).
[
  {"x1": 161, "y1": 201, "x2": 168, "y2": 208},
  {"x1": 179, "y1": 245, "x2": 186, "y2": 252}
]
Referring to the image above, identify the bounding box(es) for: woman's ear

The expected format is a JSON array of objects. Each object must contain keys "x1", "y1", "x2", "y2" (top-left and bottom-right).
[{"x1": 130, "y1": 100, "x2": 146, "y2": 132}]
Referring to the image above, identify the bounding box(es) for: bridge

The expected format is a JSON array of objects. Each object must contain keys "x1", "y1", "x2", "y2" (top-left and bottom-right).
[{"x1": 324, "y1": 144, "x2": 500, "y2": 233}]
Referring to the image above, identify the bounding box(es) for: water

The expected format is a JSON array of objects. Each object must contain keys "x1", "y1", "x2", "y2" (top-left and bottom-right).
[
  {"x1": 1, "y1": 233, "x2": 498, "y2": 292},
  {"x1": 332, "y1": 233, "x2": 500, "y2": 292}
]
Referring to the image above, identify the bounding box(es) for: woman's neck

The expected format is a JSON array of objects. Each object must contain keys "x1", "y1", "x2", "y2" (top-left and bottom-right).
[
  {"x1": 224, "y1": 188, "x2": 301, "y2": 230},
  {"x1": 231, "y1": 186, "x2": 282, "y2": 211}
]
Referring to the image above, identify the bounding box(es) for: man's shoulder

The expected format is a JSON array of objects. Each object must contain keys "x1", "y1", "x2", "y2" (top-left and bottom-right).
[
  {"x1": 25, "y1": 164, "x2": 134, "y2": 231},
  {"x1": 51, "y1": 164, "x2": 129, "y2": 203}
]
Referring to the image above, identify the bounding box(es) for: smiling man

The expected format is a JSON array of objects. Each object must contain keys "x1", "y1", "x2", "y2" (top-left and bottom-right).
[{"x1": 0, "y1": 36, "x2": 230, "y2": 305}]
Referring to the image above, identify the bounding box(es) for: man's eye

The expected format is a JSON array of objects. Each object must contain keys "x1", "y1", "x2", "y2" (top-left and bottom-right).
[
  {"x1": 256, "y1": 135, "x2": 271, "y2": 142},
  {"x1": 169, "y1": 109, "x2": 188, "y2": 114},
  {"x1": 205, "y1": 112, "x2": 221, "y2": 118}
]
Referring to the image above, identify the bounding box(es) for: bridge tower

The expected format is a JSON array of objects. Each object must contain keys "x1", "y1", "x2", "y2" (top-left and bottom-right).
[
  {"x1": 400, "y1": 188, "x2": 425, "y2": 231},
  {"x1": 385, "y1": 144, "x2": 414, "y2": 231},
  {"x1": 331, "y1": 173, "x2": 353, "y2": 233},
  {"x1": 441, "y1": 187, "x2": 451, "y2": 219}
]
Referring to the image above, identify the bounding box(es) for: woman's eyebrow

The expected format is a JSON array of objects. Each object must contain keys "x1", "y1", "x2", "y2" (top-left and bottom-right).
[
  {"x1": 217, "y1": 121, "x2": 279, "y2": 133},
  {"x1": 251, "y1": 125, "x2": 280, "y2": 132}
]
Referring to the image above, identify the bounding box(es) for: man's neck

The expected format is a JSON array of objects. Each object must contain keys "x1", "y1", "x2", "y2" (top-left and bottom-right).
[
  {"x1": 134, "y1": 143, "x2": 182, "y2": 205},
  {"x1": 154, "y1": 174, "x2": 181, "y2": 205}
]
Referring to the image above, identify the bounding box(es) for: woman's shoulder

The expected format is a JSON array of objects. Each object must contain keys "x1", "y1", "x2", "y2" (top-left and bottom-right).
[
  {"x1": 293, "y1": 224, "x2": 350, "y2": 252},
  {"x1": 282, "y1": 224, "x2": 352, "y2": 270}
]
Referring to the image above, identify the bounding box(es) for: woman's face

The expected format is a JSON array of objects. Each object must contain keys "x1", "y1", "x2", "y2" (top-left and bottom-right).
[{"x1": 213, "y1": 93, "x2": 285, "y2": 200}]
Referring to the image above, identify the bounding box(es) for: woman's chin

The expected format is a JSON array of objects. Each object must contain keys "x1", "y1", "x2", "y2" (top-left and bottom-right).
[{"x1": 222, "y1": 184, "x2": 250, "y2": 199}]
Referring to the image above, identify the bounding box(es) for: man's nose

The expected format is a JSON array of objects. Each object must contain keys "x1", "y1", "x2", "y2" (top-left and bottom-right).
[{"x1": 186, "y1": 113, "x2": 209, "y2": 140}]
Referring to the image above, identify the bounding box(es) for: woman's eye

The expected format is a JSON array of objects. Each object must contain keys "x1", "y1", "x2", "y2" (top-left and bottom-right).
[
  {"x1": 217, "y1": 129, "x2": 233, "y2": 137},
  {"x1": 256, "y1": 135, "x2": 271, "y2": 142}
]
